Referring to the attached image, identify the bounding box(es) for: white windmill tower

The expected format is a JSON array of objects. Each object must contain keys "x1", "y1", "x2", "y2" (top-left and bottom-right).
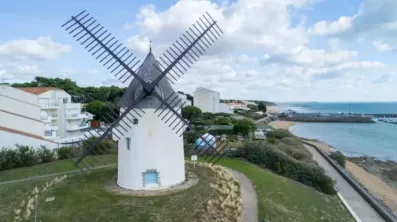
[
  {"x1": 62, "y1": 10, "x2": 227, "y2": 190},
  {"x1": 116, "y1": 47, "x2": 185, "y2": 190}
]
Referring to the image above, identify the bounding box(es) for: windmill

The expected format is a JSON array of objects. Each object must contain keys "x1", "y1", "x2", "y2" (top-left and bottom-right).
[{"x1": 62, "y1": 10, "x2": 230, "y2": 189}]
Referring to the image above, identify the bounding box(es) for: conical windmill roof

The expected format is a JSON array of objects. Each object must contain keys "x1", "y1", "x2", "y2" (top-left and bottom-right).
[{"x1": 120, "y1": 51, "x2": 179, "y2": 109}]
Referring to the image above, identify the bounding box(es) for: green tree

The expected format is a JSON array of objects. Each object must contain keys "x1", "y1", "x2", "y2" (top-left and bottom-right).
[
  {"x1": 86, "y1": 100, "x2": 104, "y2": 120},
  {"x1": 247, "y1": 104, "x2": 259, "y2": 111},
  {"x1": 258, "y1": 102, "x2": 267, "y2": 112},
  {"x1": 182, "y1": 106, "x2": 202, "y2": 122},
  {"x1": 233, "y1": 119, "x2": 256, "y2": 137}
]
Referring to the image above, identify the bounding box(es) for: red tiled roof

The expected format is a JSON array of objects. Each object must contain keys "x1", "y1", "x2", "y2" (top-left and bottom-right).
[
  {"x1": 18, "y1": 87, "x2": 60, "y2": 95},
  {"x1": 0, "y1": 126, "x2": 57, "y2": 144}
]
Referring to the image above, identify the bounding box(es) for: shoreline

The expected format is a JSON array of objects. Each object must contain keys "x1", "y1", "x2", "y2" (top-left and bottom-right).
[{"x1": 270, "y1": 120, "x2": 397, "y2": 215}]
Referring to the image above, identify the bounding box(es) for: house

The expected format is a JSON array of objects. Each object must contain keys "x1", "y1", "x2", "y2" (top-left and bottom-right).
[
  {"x1": 177, "y1": 92, "x2": 192, "y2": 107},
  {"x1": 219, "y1": 103, "x2": 233, "y2": 114},
  {"x1": 193, "y1": 87, "x2": 220, "y2": 113},
  {"x1": 0, "y1": 85, "x2": 57, "y2": 149},
  {"x1": 18, "y1": 87, "x2": 93, "y2": 139}
]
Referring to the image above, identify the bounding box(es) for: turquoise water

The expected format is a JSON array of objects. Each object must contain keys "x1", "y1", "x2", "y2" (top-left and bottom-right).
[{"x1": 284, "y1": 102, "x2": 397, "y2": 161}]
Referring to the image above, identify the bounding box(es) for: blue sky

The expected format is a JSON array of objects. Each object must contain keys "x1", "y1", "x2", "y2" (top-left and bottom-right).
[{"x1": 0, "y1": 0, "x2": 396, "y2": 102}]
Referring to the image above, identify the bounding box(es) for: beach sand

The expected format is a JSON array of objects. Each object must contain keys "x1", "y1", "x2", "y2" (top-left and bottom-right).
[
  {"x1": 269, "y1": 120, "x2": 295, "y2": 130},
  {"x1": 303, "y1": 140, "x2": 397, "y2": 214}
]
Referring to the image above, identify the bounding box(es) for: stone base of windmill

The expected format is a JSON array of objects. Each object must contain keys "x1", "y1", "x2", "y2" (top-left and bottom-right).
[{"x1": 104, "y1": 170, "x2": 199, "y2": 197}]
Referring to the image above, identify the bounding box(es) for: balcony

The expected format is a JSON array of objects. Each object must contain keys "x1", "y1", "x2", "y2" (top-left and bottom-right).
[
  {"x1": 66, "y1": 123, "x2": 89, "y2": 131},
  {"x1": 40, "y1": 103, "x2": 59, "y2": 109},
  {"x1": 41, "y1": 116, "x2": 52, "y2": 123},
  {"x1": 66, "y1": 112, "x2": 89, "y2": 119}
]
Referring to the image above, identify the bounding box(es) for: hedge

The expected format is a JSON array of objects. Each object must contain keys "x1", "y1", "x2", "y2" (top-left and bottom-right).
[
  {"x1": 231, "y1": 141, "x2": 336, "y2": 194},
  {"x1": 329, "y1": 151, "x2": 346, "y2": 168},
  {"x1": 0, "y1": 145, "x2": 55, "y2": 171}
]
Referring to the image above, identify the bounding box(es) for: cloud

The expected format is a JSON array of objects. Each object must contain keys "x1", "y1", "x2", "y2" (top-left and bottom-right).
[
  {"x1": 374, "y1": 74, "x2": 391, "y2": 83},
  {"x1": 88, "y1": 69, "x2": 99, "y2": 75},
  {"x1": 372, "y1": 40, "x2": 391, "y2": 52},
  {"x1": 0, "y1": 37, "x2": 71, "y2": 60},
  {"x1": 245, "y1": 69, "x2": 257, "y2": 77},
  {"x1": 126, "y1": 35, "x2": 150, "y2": 54}
]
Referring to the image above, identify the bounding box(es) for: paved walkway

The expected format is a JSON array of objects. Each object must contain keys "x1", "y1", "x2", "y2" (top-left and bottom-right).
[
  {"x1": 0, "y1": 164, "x2": 116, "y2": 185},
  {"x1": 304, "y1": 144, "x2": 385, "y2": 222},
  {"x1": 232, "y1": 170, "x2": 258, "y2": 222}
]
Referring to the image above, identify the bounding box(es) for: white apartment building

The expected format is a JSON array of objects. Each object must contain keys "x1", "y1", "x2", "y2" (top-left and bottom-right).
[
  {"x1": 193, "y1": 87, "x2": 220, "y2": 113},
  {"x1": 177, "y1": 92, "x2": 192, "y2": 108},
  {"x1": 0, "y1": 85, "x2": 57, "y2": 149},
  {"x1": 19, "y1": 87, "x2": 93, "y2": 139}
]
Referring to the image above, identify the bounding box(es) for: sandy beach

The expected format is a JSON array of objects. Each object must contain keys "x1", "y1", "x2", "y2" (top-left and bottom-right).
[
  {"x1": 270, "y1": 120, "x2": 397, "y2": 214},
  {"x1": 269, "y1": 120, "x2": 295, "y2": 130}
]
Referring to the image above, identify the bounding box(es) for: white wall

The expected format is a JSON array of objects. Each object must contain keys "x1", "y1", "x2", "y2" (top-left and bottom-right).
[
  {"x1": 0, "y1": 112, "x2": 44, "y2": 136},
  {"x1": 0, "y1": 130, "x2": 57, "y2": 150},
  {"x1": 219, "y1": 103, "x2": 233, "y2": 114},
  {"x1": 193, "y1": 88, "x2": 220, "y2": 113},
  {"x1": 117, "y1": 108, "x2": 185, "y2": 190},
  {"x1": 39, "y1": 90, "x2": 71, "y2": 104},
  {"x1": 0, "y1": 86, "x2": 41, "y2": 120}
]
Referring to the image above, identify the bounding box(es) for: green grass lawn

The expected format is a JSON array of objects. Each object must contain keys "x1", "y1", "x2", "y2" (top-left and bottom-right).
[
  {"x1": 0, "y1": 164, "x2": 217, "y2": 222},
  {"x1": 218, "y1": 158, "x2": 354, "y2": 222},
  {"x1": 0, "y1": 154, "x2": 117, "y2": 182},
  {"x1": 0, "y1": 155, "x2": 354, "y2": 221}
]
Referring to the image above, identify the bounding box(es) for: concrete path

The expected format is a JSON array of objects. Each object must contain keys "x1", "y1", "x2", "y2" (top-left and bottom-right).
[
  {"x1": 304, "y1": 144, "x2": 385, "y2": 222},
  {"x1": 0, "y1": 164, "x2": 115, "y2": 185},
  {"x1": 232, "y1": 170, "x2": 258, "y2": 222}
]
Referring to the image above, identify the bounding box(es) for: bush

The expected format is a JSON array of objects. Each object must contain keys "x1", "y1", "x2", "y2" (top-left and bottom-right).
[
  {"x1": 232, "y1": 142, "x2": 336, "y2": 194},
  {"x1": 37, "y1": 146, "x2": 54, "y2": 163},
  {"x1": 267, "y1": 129, "x2": 293, "y2": 139},
  {"x1": 329, "y1": 151, "x2": 346, "y2": 168},
  {"x1": 57, "y1": 147, "x2": 75, "y2": 160},
  {"x1": 385, "y1": 167, "x2": 397, "y2": 181}
]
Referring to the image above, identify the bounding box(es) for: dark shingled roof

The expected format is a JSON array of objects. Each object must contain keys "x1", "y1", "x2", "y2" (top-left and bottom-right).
[{"x1": 120, "y1": 51, "x2": 179, "y2": 109}]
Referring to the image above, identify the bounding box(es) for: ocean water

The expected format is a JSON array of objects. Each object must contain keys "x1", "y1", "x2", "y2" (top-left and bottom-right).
[
  {"x1": 284, "y1": 102, "x2": 397, "y2": 161},
  {"x1": 278, "y1": 102, "x2": 397, "y2": 114}
]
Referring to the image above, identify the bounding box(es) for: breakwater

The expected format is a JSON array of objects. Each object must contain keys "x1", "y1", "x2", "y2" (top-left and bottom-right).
[{"x1": 278, "y1": 113, "x2": 375, "y2": 123}]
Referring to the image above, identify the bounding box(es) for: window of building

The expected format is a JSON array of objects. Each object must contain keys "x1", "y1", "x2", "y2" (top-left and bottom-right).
[
  {"x1": 126, "y1": 137, "x2": 131, "y2": 150},
  {"x1": 144, "y1": 170, "x2": 158, "y2": 185}
]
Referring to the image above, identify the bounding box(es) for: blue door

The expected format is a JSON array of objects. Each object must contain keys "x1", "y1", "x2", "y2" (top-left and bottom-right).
[{"x1": 145, "y1": 171, "x2": 158, "y2": 185}]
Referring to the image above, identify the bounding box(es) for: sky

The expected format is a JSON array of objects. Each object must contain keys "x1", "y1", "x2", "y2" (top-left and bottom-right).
[{"x1": 0, "y1": 0, "x2": 396, "y2": 102}]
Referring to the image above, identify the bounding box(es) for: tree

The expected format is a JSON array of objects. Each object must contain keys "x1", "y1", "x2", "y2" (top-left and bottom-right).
[
  {"x1": 182, "y1": 106, "x2": 202, "y2": 122},
  {"x1": 258, "y1": 102, "x2": 267, "y2": 113},
  {"x1": 86, "y1": 100, "x2": 104, "y2": 120},
  {"x1": 247, "y1": 104, "x2": 259, "y2": 111},
  {"x1": 233, "y1": 119, "x2": 256, "y2": 137}
]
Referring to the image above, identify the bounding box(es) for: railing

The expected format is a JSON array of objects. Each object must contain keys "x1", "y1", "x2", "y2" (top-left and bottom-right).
[
  {"x1": 40, "y1": 103, "x2": 59, "y2": 108},
  {"x1": 66, "y1": 123, "x2": 89, "y2": 131},
  {"x1": 66, "y1": 113, "x2": 88, "y2": 119}
]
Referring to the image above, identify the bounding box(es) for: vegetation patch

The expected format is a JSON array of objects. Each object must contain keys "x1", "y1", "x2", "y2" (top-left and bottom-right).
[
  {"x1": 218, "y1": 159, "x2": 354, "y2": 222},
  {"x1": 230, "y1": 129, "x2": 335, "y2": 194}
]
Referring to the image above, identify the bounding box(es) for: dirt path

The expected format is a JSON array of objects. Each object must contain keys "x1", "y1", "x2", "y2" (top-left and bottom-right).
[{"x1": 232, "y1": 171, "x2": 258, "y2": 222}]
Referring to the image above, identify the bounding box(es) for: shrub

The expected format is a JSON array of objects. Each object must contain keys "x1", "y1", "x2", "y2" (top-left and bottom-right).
[
  {"x1": 329, "y1": 151, "x2": 346, "y2": 168},
  {"x1": 267, "y1": 129, "x2": 293, "y2": 139},
  {"x1": 37, "y1": 146, "x2": 54, "y2": 163},
  {"x1": 16, "y1": 145, "x2": 38, "y2": 167},
  {"x1": 385, "y1": 167, "x2": 397, "y2": 181},
  {"x1": 233, "y1": 141, "x2": 336, "y2": 194},
  {"x1": 57, "y1": 147, "x2": 75, "y2": 160}
]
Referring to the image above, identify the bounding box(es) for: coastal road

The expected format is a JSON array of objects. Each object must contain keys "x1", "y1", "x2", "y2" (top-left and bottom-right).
[{"x1": 304, "y1": 144, "x2": 385, "y2": 222}]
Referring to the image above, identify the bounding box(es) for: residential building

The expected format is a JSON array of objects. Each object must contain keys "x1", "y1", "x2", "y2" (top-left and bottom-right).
[
  {"x1": 177, "y1": 92, "x2": 192, "y2": 107},
  {"x1": 0, "y1": 85, "x2": 57, "y2": 149},
  {"x1": 18, "y1": 87, "x2": 93, "y2": 139},
  {"x1": 219, "y1": 103, "x2": 233, "y2": 114},
  {"x1": 193, "y1": 87, "x2": 220, "y2": 113}
]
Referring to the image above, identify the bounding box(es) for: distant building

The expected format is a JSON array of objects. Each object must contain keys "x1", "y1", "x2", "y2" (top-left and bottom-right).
[
  {"x1": 219, "y1": 103, "x2": 233, "y2": 114},
  {"x1": 0, "y1": 85, "x2": 57, "y2": 149},
  {"x1": 18, "y1": 87, "x2": 93, "y2": 139},
  {"x1": 193, "y1": 87, "x2": 220, "y2": 113},
  {"x1": 177, "y1": 92, "x2": 192, "y2": 107}
]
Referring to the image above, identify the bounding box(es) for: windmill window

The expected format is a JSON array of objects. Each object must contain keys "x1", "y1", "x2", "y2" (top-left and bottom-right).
[
  {"x1": 144, "y1": 170, "x2": 158, "y2": 185},
  {"x1": 126, "y1": 137, "x2": 131, "y2": 150}
]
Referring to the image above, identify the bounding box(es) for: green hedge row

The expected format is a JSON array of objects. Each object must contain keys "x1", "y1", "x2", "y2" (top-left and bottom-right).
[
  {"x1": 231, "y1": 141, "x2": 336, "y2": 194},
  {"x1": 0, "y1": 145, "x2": 54, "y2": 171}
]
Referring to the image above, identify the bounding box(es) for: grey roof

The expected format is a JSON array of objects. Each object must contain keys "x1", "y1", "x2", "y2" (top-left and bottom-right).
[{"x1": 120, "y1": 52, "x2": 179, "y2": 109}]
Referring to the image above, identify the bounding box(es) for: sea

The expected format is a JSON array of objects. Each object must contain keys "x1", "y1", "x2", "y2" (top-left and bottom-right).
[{"x1": 277, "y1": 102, "x2": 397, "y2": 162}]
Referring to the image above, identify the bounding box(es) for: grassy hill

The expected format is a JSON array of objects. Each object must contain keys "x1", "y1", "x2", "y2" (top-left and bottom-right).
[{"x1": 0, "y1": 155, "x2": 353, "y2": 221}]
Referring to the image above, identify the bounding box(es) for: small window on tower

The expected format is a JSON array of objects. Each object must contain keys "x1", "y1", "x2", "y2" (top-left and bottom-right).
[{"x1": 126, "y1": 137, "x2": 131, "y2": 150}]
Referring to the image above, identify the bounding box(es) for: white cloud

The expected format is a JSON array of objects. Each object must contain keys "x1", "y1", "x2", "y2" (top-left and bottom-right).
[
  {"x1": 0, "y1": 37, "x2": 71, "y2": 60},
  {"x1": 308, "y1": 16, "x2": 353, "y2": 36},
  {"x1": 245, "y1": 69, "x2": 257, "y2": 77},
  {"x1": 126, "y1": 35, "x2": 150, "y2": 54},
  {"x1": 372, "y1": 40, "x2": 391, "y2": 52},
  {"x1": 88, "y1": 69, "x2": 99, "y2": 75}
]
